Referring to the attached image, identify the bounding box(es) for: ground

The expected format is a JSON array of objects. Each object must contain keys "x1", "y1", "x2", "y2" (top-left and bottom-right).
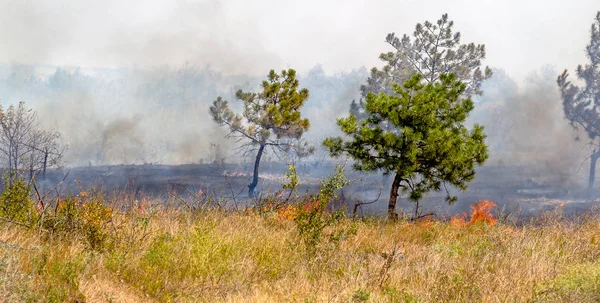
[
  {"x1": 1, "y1": 161, "x2": 597, "y2": 302},
  {"x1": 1, "y1": 207, "x2": 600, "y2": 302},
  {"x1": 38, "y1": 161, "x2": 595, "y2": 218}
]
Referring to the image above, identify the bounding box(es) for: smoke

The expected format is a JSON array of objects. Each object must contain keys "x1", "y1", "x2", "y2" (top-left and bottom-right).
[
  {"x1": 0, "y1": 0, "x2": 282, "y2": 76},
  {"x1": 470, "y1": 66, "x2": 588, "y2": 187},
  {"x1": 0, "y1": 62, "x2": 369, "y2": 167},
  {"x1": 300, "y1": 65, "x2": 368, "y2": 145},
  {"x1": 1, "y1": 61, "x2": 590, "y2": 188},
  {"x1": 0, "y1": 0, "x2": 598, "y2": 203},
  {"x1": 1, "y1": 0, "x2": 597, "y2": 80}
]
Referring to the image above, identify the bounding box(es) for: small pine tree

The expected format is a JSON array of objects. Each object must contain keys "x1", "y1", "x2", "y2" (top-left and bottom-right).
[
  {"x1": 324, "y1": 73, "x2": 488, "y2": 220},
  {"x1": 210, "y1": 69, "x2": 315, "y2": 197}
]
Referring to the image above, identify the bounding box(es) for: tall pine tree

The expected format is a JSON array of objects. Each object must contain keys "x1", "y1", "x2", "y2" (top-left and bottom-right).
[
  {"x1": 352, "y1": 13, "x2": 492, "y2": 119},
  {"x1": 325, "y1": 74, "x2": 488, "y2": 220}
]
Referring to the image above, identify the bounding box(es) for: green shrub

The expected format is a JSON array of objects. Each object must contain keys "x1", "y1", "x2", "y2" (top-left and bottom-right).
[
  {"x1": 534, "y1": 262, "x2": 600, "y2": 302},
  {"x1": 293, "y1": 164, "x2": 356, "y2": 254},
  {"x1": 0, "y1": 176, "x2": 36, "y2": 224}
]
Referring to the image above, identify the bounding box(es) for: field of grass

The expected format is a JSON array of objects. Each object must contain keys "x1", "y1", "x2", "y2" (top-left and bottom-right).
[{"x1": 2, "y1": 182, "x2": 600, "y2": 303}]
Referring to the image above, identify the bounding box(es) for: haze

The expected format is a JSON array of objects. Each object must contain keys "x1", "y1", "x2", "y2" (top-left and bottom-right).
[{"x1": 0, "y1": 0, "x2": 596, "y2": 80}]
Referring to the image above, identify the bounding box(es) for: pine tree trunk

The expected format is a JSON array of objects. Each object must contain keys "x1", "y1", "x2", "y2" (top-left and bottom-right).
[
  {"x1": 248, "y1": 144, "x2": 265, "y2": 198},
  {"x1": 42, "y1": 149, "x2": 48, "y2": 178},
  {"x1": 388, "y1": 173, "x2": 402, "y2": 221},
  {"x1": 588, "y1": 149, "x2": 600, "y2": 192}
]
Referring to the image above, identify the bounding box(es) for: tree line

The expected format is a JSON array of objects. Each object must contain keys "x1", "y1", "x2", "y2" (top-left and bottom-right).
[
  {"x1": 211, "y1": 12, "x2": 600, "y2": 220},
  {"x1": 2, "y1": 12, "x2": 599, "y2": 220}
]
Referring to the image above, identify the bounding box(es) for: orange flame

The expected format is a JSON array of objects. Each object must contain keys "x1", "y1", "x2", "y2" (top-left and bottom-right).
[
  {"x1": 273, "y1": 200, "x2": 324, "y2": 222},
  {"x1": 450, "y1": 212, "x2": 468, "y2": 227},
  {"x1": 469, "y1": 200, "x2": 498, "y2": 226},
  {"x1": 451, "y1": 200, "x2": 498, "y2": 227},
  {"x1": 417, "y1": 216, "x2": 435, "y2": 228}
]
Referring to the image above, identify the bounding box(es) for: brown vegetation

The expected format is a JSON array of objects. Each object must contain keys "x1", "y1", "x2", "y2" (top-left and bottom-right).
[{"x1": 1, "y1": 182, "x2": 600, "y2": 302}]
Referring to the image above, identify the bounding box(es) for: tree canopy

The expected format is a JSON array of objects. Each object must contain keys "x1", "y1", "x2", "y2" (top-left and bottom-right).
[
  {"x1": 325, "y1": 73, "x2": 488, "y2": 219},
  {"x1": 351, "y1": 13, "x2": 492, "y2": 119}
]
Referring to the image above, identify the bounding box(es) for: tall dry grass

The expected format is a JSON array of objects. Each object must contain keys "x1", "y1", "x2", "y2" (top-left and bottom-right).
[{"x1": 1, "y1": 193, "x2": 600, "y2": 302}]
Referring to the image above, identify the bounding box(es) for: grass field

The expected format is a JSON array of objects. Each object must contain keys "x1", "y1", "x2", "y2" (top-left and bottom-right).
[{"x1": 1, "y1": 183, "x2": 600, "y2": 303}]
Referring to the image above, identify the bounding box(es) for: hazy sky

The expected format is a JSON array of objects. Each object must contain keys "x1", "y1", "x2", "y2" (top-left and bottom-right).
[{"x1": 0, "y1": 0, "x2": 598, "y2": 81}]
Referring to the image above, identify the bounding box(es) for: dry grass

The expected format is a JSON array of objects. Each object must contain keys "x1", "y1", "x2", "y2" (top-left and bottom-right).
[{"x1": 1, "y1": 203, "x2": 600, "y2": 302}]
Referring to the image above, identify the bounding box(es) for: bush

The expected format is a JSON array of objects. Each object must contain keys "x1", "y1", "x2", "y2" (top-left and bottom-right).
[
  {"x1": 41, "y1": 189, "x2": 114, "y2": 251},
  {"x1": 292, "y1": 164, "x2": 356, "y2": 254},
  {"x1": 0, "y1": 176, "x2": 36, "y2": 224}
]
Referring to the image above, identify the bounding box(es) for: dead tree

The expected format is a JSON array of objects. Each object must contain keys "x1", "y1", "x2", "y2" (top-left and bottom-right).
[{"x1": 0, "y1": 101, "x2": 64, "y2": 182}]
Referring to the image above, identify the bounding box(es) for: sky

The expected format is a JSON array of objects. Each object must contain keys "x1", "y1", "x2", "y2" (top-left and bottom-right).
[{"x1": 0, "y1": 0, "x2": 598, "y2": 81}]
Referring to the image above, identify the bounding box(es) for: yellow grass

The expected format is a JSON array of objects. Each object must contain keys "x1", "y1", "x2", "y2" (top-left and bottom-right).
[{"x1": 1, "y1": 206, "x2": 600, "y2": 302}]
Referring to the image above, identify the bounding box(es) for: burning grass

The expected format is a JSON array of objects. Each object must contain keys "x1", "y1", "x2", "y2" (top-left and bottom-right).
[
  {"x1": 1, "y1": 187, "x2": 600, "y2": 302},
  {"x1": 450, "y1": 199, "x2": 498, "y2": 227}
]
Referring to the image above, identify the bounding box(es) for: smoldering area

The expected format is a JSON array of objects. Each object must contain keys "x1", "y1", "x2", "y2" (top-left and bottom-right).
[{"x1": 0, "y1": 62, "x2": 594, "y2": 218}]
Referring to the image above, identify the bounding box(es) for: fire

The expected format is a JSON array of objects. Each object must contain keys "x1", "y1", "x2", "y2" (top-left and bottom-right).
[
  {"x1": 417, "y1": 216, "x2": 436, "y2": 228},
  {"x1": 273, "y1": 200, "x2": 324, "y2": 222},
  {"x1": 301, "y1": 200, "x2": 321, "y2": 213},
  {"x1": 450, "y1": 212, "x2": 468, "y2": 228},
  {"x1": 469, "y1": 200, "x2": 498, "y2": 226},
  {"x1": 451, "y1": 200, "x2": 498, "y2": 227}
]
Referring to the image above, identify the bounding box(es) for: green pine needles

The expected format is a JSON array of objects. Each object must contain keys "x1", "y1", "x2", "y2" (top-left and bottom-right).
[
  {"x1": 325, "y1": 73, "x2": 488, "y2": 220},
  {"x1": 210, "y1": 69, "x2": 315, "y2": 198}
]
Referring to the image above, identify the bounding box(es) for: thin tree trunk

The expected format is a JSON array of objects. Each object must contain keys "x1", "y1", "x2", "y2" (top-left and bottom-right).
[
  {"x1": 414, "y1": 200, "x2": 420, "y2": 219},
  {"x1": 13, "y1": 146, "x2": 18, "y2": 177},
  {"x1": 588, "y1": 149, "x2": 600, "y2": 192},
  {"x1": 43, "y1": 149, "x2": 48, "y2": 178},
  {"x1": 248, "y1": 144, "x2": 265, "y2": 198},
  {"x1": 8, "y1": 143, "x2": 13, "y2": 174},
  {"x1": 388, "y1": 173, "x2": 402, "y2": 221}
]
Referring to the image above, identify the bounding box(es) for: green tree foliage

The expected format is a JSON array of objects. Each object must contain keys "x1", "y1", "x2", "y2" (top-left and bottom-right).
[
  {"x1": 209, "y1": 69, "x2": 315, "y2": 197},
  {"x1": 351, "y1": 13, "x2": 492, "y2": 120},
  {"x1": 0, "y1": 175, "x2": 35, "y2": 224},
  {"x1": 557, "y1": 12, "x2": 600, "y2": 191},
  {"x1": 325, "y1": 74, "x2": 488, "y2": 220}
]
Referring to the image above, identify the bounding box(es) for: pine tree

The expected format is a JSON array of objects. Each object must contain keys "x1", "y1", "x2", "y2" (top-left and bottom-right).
[
  {"x1": 210, "y1": 69, "x2": 314, "y2": 197},
  {"x1": 354, "y1": 13, "x2": 492, "y2": 117},
  {"x1": 557, "y1": 12, "x2": 600, "y2": 191},
  {"x1": 325, "y1": 74, "x2": 488, "y2": 220}
]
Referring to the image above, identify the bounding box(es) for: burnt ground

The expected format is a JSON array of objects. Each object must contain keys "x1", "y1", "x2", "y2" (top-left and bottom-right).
[{"x1": 35, "y1": 161, "x2": 600, "y2": 219}]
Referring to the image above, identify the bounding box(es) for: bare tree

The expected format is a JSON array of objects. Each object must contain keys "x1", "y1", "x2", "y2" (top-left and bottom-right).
[
  {"x1": 25, "y1": 128, "x2": 63, "y2": 179},
  {"x1": 0, "y1": 101, "x2": 64, "y2": 181},
  {"x1": 209, "y1": 143, "x2": 227, "y2": 169}
]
